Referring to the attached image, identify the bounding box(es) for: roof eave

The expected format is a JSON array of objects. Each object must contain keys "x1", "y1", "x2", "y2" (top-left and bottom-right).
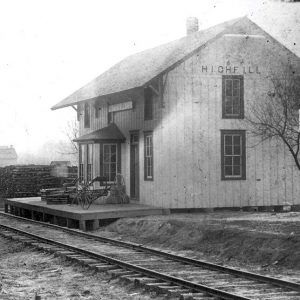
[{"x1": 51, "y1": 86, "x2": 143, "y2": 110}]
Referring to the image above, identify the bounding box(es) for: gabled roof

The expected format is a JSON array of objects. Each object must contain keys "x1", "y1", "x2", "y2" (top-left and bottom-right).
[
  {"x1": 52, "y1": 16, "x2": 245, "y2": 110},
  {"x1": 74, "y1": 123, "x2": 126, "y2": 143}
]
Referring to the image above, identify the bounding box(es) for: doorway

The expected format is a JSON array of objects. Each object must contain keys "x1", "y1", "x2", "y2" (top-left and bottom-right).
[{"x1": 130, "y1": 132, "x2": 139, "y2": 200}]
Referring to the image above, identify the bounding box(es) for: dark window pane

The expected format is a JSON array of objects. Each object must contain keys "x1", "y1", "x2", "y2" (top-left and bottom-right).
[
  {"x1": 111, "y1": 172, "x2": 116, "y2": 182},
  {"x1": 233, "y1": 145, "x2": 241, "y2": 155},
  {"x1": 104, "y1": 146, "x2": 109, "y2": 154},
  {"x1": 225, "y1": 104, "x2": 233, "y2": 114},
  {"x1": 233, "y1": 136, "x2": 240, "y2": 145},
  {"x1": 225, "y1": 146, "x2": 233, "y2": 155},
  {"x1": 233, "y1": 165, "x2": 241, "y2": 176},
  {"x1": 232, "y1": 96, "x2": 240, "y2": 106},
  {"x1": 233, "y1": 105, "x2": 240, "y2": 115},
  {"x1": 233, "y1": 79, "x2": 239, "y2": 89},
  {"x1": 111, "y1": 145, "x2": 117, "y2": 154},
  {"x1": 233, "y1": 80, "x2": 240, "y2": 95},
  {"x1": 224, "y1": 166, "x2": 232, "y2": 176},
  {"x1": 225, "y1": 156, "x2": 232, "y2": 166},
  {"x1": 111, "y1": 153, "x2": 116, "y2": 163},
  {"x1": 225, "y1": 135, "x2": 232, "y2": 146},
  {"x1": 233, "y1": 156, "x2": 241, "y2": 166},
  {"x1": 225, "y1": 80, "x2": 232, "y2": 96},
  {"x1": 84, "y1": 103, "x2": 90, "y2": 128},
  {"x1": 104, "y1": 164, "x2": 109, "y2": 175}
]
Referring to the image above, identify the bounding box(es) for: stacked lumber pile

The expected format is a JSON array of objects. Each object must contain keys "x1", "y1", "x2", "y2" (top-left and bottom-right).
[
  {"x1": 0, "y1": 165, "x2": 78, "y2": 199},
  {"x1": 40, "y1": 187, "x2": 75, "y2": 205},
  {"x1": 45, "y1": 191, "x2": 70, "y2": 205}
]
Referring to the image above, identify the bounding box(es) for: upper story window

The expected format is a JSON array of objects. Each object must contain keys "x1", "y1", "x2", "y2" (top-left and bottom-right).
[
  {"x1": 222, "y1": 75, "x2": 244, "y2": 119},
  {"x1": 221, "y1": 130, "x2": 246, "y2": 180},
  {"x1": 144, "y1": 87, "x2": 153, "y2": 121},
  {"x1": 108, "y1": 111, "x2": 114, "y2": 124},
  {"x1": 84, "y1": 103, "x2": 90, "y2": 128}
]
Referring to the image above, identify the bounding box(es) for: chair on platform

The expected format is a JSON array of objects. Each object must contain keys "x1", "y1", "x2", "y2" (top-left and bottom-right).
[
  {"x1": 108, "y1": 173, "x2": 129, "y2": 204},
  {"x1": 71, "y1": 176, "x2": 111, "y2": 209}
]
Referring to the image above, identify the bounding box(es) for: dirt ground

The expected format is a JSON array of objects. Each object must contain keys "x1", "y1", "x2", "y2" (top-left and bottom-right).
[
  {"x1": 0, "y1": 237, "x2": 161, "y2": 300},
  {"x1": 0, "y1": 211, "x2": 299, "y2": 299},
  {"x1": 97, "y1": 211, "x2": 300, "y2": 282}
]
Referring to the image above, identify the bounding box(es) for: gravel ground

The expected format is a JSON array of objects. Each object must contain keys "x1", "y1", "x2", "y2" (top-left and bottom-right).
[{"x1": 0, "y1": 237, "x2": 162, "y2": 300}]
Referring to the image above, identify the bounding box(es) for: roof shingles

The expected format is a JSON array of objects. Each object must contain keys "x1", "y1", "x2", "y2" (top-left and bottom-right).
[{"x1": 52, "y1": 17, "x2": 244, "y2": 110}]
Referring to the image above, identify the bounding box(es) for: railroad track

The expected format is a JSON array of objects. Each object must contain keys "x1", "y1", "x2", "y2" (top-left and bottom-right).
[{"x1": 0, "y1": 212, "x2": 299, "y2": 300}]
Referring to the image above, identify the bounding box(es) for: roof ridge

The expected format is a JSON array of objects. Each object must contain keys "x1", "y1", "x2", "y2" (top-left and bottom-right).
[{"x1": 51, "y1": 16, "x2": 255, "y2": 110}]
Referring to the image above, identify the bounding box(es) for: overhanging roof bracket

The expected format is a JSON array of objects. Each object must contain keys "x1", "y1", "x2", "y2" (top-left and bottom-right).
[
  {"x1": 148, "y1": 84, "x2": 159, "y2": 96},
  {"x1": 71, "y1": 105, "x2": 78, "y2": 112}
]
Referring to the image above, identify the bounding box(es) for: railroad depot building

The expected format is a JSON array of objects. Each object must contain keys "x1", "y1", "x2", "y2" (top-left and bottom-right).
[{"x1": 52, "y1": 16, "x2": 300, "y2": 210}]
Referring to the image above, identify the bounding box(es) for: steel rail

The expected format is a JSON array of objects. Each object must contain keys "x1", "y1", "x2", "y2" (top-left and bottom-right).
[
  {"x1": 0, "y1": 223, "x2": 253, "y2": 300},
  {"x1": 1, "y1": 211, "x2": 299, "y2": 292}
]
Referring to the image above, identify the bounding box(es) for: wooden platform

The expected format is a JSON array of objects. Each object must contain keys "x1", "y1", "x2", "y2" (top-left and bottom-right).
[{"x1": 4, "y1": 197, "x2": 169, "y2": 231}]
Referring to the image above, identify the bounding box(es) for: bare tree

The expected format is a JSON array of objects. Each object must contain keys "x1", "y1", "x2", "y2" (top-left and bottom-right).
[
  {"x1": 64, "y1": 118, "x2": 79, "y2": 154},
  {"x1": 245, "y1": 67, "x2": 300, "y2": 170},
  {"x1": 57, "y1": 118, "x2": 79, "y2": 164}
]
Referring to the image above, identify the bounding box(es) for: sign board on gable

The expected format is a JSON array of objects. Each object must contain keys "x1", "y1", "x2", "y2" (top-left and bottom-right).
[{"x1": 108, "y1": 101, "x2": 133, "y2": 113}]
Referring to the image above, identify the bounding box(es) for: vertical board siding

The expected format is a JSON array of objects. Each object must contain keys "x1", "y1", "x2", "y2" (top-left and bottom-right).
[
  {"x1": 153, "y1": 34, "x2": 300, "y2": 209},
  {"x1": 76, "y1": 30, "x2": 300, "y2": 209}
]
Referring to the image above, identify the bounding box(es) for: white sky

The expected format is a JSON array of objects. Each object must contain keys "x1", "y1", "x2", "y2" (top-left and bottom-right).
[{"x1": 0, "y1": 0, "x2": 298, "y2": 154}]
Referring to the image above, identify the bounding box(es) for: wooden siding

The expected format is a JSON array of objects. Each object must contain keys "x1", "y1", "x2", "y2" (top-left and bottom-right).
[
  {"x1": 77, "y1": 30, "x2": 300, "y2": 208},
  {"x1": 147, "y1": 33, "x2": 300, "y2": 208}
]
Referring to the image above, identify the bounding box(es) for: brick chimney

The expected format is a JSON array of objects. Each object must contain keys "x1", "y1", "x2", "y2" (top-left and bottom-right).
[{"x1": 186, "y1": 17, "x2": 199, "y2": 35}]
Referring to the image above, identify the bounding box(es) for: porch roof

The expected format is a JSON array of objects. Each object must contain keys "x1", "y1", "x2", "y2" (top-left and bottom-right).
[{"x1": 74, "y1": 123, "x2": 126, "y2": 143}]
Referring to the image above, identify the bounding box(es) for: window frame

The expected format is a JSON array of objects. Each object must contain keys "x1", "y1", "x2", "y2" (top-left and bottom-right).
[
  {"x1": 144, "y1": 87, "x2": 154, "y2": 121},
  {"x1": 222, "y1": 75, "x2": 244, "y2": 119},
  {"x1": 221, "y1": 130, "x2": 246, "y2": 180},
  {"x1": 144, "y1": 131, "x2": 153, "y2": 181},
  {"x1": 86, "y1": 144, "x2": 93, "y2": 182},
  {"x1": 79, "y1": 144, "x2": 85, "y2": 183},
  {"x1": 84, "y1": 102, "x2": 91, "y2": 128},
  {"x1": 102, "y1": 143, "x2": 118, "y2": 182}
]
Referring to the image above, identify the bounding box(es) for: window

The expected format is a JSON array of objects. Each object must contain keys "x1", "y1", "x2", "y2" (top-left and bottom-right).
[
  {"x1": 103, "y1": 144, "x2": 117, "y2": 182},
  {"x1": 108, "y1": 111, "x2": 114, "y2": 124},
  {"x1": 79, "y1": 144, "x2": 85, "y2": 182},
  {"x1": 94, "y1": 103, "x2": 99, "y2": 119},
  {"x1": 144, "y1": 132, "x2": 153, "y2": 180},
  {"x1": 221, "y1": 130, "x2": 246, "y2": 180},
  {"x1": 222, "y1": 75, "x2": 244, "y2": 118},
  {"x1": 84, "y1": 103, "x2": 90, "y2": 128},
  {"x1": 87, "y1": 144, "x2": 93, "y2": 181},
  {"x1": 144, "y1": 87, "x2": 153, "y2": 120}
]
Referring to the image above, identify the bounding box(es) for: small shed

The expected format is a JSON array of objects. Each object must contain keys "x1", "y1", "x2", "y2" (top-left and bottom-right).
[
  {"x1": 0, "y1": 146, "x2": 18, "y2": 167},
  {"x1": 50, "y1": 161, "x2": 71, "y2": 177}
]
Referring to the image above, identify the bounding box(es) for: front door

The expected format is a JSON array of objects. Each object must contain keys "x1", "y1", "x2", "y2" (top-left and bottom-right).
[{"x1": 130, "y1": 132, "x2": 139, "y2": 200}]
